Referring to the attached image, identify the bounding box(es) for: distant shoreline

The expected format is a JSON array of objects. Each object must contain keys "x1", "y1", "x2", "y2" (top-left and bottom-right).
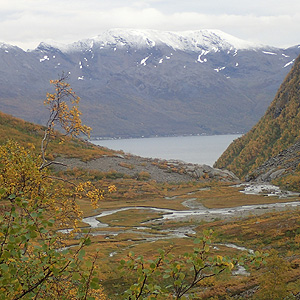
[
  {"x1": 90, "y1": 134, "x2": 242, "y2": 166},
  {"x1": 90, "y1": 132, "x2": 244, "y2": 141}
]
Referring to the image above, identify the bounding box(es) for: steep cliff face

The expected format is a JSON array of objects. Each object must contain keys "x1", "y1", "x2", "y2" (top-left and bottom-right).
[
  {"x1": 214, "y1": 54, "x2": 300, "y2": 182},
  {"x1": 246, "y1": 140, "x2": 300, "y2": 186}
]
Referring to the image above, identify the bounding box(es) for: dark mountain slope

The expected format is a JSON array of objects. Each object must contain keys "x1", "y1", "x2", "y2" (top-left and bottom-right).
[
  {"x1": 0, "y1": 29, "x2": 299, "y2": 137},
  {"x1": 214, "y1": 54, "x2": 300, "y2": 180}
]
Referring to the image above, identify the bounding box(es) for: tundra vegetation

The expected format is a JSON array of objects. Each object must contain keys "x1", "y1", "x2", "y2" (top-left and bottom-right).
[{"x1": 1, "y1": 77, "x2": 300, "y2": 299}]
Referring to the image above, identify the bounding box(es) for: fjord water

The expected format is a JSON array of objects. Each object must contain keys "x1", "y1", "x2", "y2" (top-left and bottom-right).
[{"x1": 92, "y1": 134, "x2": 241, "y2": 166}]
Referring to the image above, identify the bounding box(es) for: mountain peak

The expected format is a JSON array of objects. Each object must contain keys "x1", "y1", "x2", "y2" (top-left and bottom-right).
[
  {"x1": 50, "y1": 28, "x2": 263, "y2": 53},
  {"x1": 0, "y1": 42, "x2": 22, "y2": 51},
  {"x1": 36, "y1": 41, "x2": 67, "y2": 52}
]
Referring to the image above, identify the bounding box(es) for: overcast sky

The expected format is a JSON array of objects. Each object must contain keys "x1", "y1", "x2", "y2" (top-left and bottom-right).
[{"x1": 1, "y1": 0, "x2": 300, "y2": 50}]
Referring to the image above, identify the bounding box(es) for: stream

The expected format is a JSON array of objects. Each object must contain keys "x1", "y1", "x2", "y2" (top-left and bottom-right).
[
  {"x1": 82, "y1": 199, "x2": 300, "y2": 228},
  {"x1": 82, "y1": 183, "x2": 299, "y2": 227},
  {"x1": 75, "y1": 183, "x2": 300, "y2": 241},
  {"x1": 60, "y1": 183, "x2": 300, "y2": 275}
]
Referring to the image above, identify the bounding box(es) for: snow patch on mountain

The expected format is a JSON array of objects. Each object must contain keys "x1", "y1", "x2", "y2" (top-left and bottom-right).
[
  {"x1": 140, "y1": 55, "x2": 151, "y2": 66},
  {"x1": 214, "y1": 66, "x2": 226, "y2": 72},
  {"x1": 262, "y1": 51, "x2": 277, "y2": 55},
  {"x1": 197, "y1": 50, "x2": 209, "y2": 63},
  {"x1": 283, "y1": 59, "x2": 295, "y2": 68},
  {"x1": 39, "y1": 55, "x2": 50, "y2": 62}
]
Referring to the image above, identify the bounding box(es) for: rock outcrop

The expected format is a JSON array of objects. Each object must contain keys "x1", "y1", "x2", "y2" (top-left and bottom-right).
[
  {"x1": 54, "y1": 155, "x2": 239, "y2": 183},
  {"x1": 166, "y1": 160, "x2": 239, "y2": 182},
  {"x1": 246, "y1": 140, "x2": 300, "y2": 182}
]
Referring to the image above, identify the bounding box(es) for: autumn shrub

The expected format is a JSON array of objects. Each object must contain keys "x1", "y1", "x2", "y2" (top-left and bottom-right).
[
  {"x1": 136, "y1": 171, "x2": 151, "y2": 181},
  {"x1": 253, "y1": 250, "x2": 292, "y2": 300},
  {"x1": 0, "y1": 140, "x2": 105, "y2": 299},
  {"x1": 119, "y1": 162, "x2": 135, "y2": 169},
  {"x1": 0, "y1": 75, "x2": 113, "y2": 299},
  {"x1": 118, "y1": 230, "x2": 266, "y2": 300}
]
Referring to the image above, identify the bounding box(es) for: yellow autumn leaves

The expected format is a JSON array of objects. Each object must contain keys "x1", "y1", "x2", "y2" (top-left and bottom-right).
[
  {"x1": 0, "y1": 139, "x2": 44, "y2": 203},
  {"x1": 0, "y1": 75, "x2": 114, "y2": 299},
  {"x1": 44, "y1": 78, "x2": 91, "y2": 138},
  {"x1": 76, "y1": 181, "x2": 116, "y2": 208}
]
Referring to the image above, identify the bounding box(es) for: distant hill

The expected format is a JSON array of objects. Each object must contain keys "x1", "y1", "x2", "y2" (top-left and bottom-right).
[
  {"x1": 215, "y1": 54, "x2": 300, "y2": 187},
  {"x1": 0, "y1": 110, "x2": 238, "y2": 183},
  {"x1": 0, "y1": 110, "x2": 114, "y2": 160},
  {"x1": 0, "y1": 29, "x2": 300, "y2": 138}
]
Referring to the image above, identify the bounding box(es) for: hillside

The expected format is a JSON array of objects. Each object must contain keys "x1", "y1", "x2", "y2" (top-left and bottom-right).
[
  {"x1": 215, "y1": 53, "x2": 300, "y2": 184},
  {"x1": 0, "y1": 110, "x2": 238, "y2": 184},
  {"x1": 1, "y1": 29, "x2": 300, "y2": 137},
  {"x1": 0, "y1": 110, "x2": 114, "y2": 160}
]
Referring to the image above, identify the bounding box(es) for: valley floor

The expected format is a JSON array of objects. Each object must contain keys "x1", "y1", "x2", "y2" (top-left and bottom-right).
[{"x1": 54, "y1": 153, "x2": 300, "y2": 299}]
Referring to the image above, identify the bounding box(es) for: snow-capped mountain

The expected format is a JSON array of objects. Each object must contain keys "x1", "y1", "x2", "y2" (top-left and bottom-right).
[
  {"x1": 59, "y1": 29, "x2": 260, "y2": 53},
  {"x1": 0, "y1": 29, "x2": 299, "y2": 137}
]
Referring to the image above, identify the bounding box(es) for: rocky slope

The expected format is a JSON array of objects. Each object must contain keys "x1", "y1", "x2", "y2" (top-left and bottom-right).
[
  {"x1": 53, "y1": 154, "x2": 239, "y2": 183},
  {"x1": 1, "y1": 29, "x2": 300, "y2": 137},
  {"x1": 215, "y1": 53, "x2": 300, "y2": 188},
  {"x1": 245, "y1": 140, "x2": 300, "y2": 183}
]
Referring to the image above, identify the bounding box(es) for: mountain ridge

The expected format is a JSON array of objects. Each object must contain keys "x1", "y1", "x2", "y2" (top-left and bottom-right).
[
  {"x1": 1, "y1": 29, "x2": 300, "y2": 138},
  {"x1": 34, "y1": 29, "x2": 263, "y2": 53}
]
